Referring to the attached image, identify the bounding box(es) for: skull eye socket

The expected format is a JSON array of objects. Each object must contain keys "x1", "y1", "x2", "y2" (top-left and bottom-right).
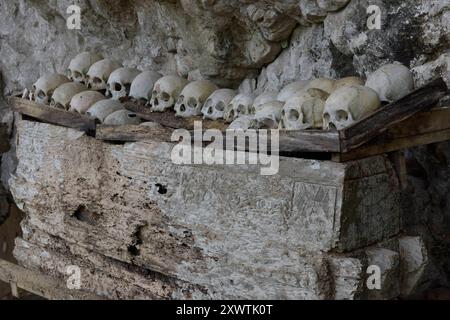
[
  {"x1": 93, "y1": 77, "x2": 102, "y2": 84},
  {"x1": 161, "y1": 92, "x2": 170, "y2": 102},
  {"x1": 187, "y1": 97, "x2": 197, "y2": 108},
  {"x1": 177, "y1": 96, "x2": 184, "y2": 104},
  {"x1": 288, "y1": 109, "x2": 300, "y2": 121},
  {"x1": 336, "y1": 110, "x2": 349, "y2": 121},
  {"x1": 236, "y1": 104, "x2": 245, "y2": 115},
  {"x1": 73, "y1": 71, "x2": 82, "y2": 79},
  {"x1": 113, "y1": 83, "x2": 122, "y2": 92},
  {"x1": 215, "y1": 101, "x2": 225, "y2": 112},
  {"x1": 36, "y1": 90, "x2": 46, "y2": 99}
]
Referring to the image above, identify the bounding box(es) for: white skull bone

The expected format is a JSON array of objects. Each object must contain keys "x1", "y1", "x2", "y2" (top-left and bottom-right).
[
  {"x1": 201, "y1": 89, "x2": 236, "y2": 120},
  {"x1": 174, "y1": 80, "x2": 219, "y2": 118},
  {"x1": 129, "y1": 71, "x2": 162, "y2": 105},
  {"x1": 150, "y1": 75, "x2": 188, "y2": 112},
  {"x1": 103, "y1": 109, "x2": 141, "y2": 125},
  {"x1": 251, "y1": 91, "x2": 279, "y2": 114},
  {"x1": 281, "y1": 88, "x2": 329, "y2": 130},
  {"x1": 107, "y1": 67, "x2": 141, "y2": 100},
  {"x1": 32, "y1": 73, "x2": 70, "y2": 105},
  {"x1": 86, "y1": 59, "x2": 123, "y2": 91},
  {"x1": 365, "y1": 63, "x2": 414, "y2": 103},
  {"x1": 277, "y1": 80, "x2": 310, "y2": 102},
  {"x1": 69, "y1": 91, "x2": 105, "y2": 114},
  {"x1": 223, "y1": 93, "x2": 255, "y2": 123},
  {"x1": 86, "y1": 99, "x2": 125, "y2": 123},
  {"x1": 323, "y1": 85, "x2": 381, "y2": 130},
  {"x1": 67, "y1": 51, "x2": 103, "y2": 84},
  {"x1": 332, "y1": 76, "x2": 365, "y2": 92},
  {"x1": 50, "y1": 83, "x2": 87, "y2": 110},
  {"x1": 254, "y1": 101, "x2": 284, "y2": 129}
]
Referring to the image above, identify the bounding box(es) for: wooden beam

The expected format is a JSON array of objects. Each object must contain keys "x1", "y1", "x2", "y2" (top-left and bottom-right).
[
  {"x1": 0, "y1": 259, "x2": 104, "y2": 300},
  {"x1": 333, "y1": 128, "x2": 450, "y2": 162},
  {"x1": 9, "y1": 97, "x2": 96, "y2": 134},
  {"x1": 339, "y1": 78, "x2": 448, "y2": 152}
]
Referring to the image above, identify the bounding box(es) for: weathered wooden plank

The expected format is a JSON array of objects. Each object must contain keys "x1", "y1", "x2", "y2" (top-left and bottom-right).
[
  {"x1": 96, "y1": 125, "x2": 174, "y2": 142},
  {"x1": 8, "y1": 97, "x2": 96, "y2": 133},
  {"x1": 0, "y1": 259, "x2": 103, "y2": 300},
  {"x1": 125, "y1": 102, "x2": 229, "y2": 130},
  {"x1": 339, "y1": 78, "x2": 448, "y2": 152},
  {"x1": 334, "y1": 128, "x2": 450, "y2": 162}
]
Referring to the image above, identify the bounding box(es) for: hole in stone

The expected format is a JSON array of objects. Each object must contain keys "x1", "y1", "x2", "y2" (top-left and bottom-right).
[
  {"x1": 128, "y1": 224, "x2": 145, "y2": 257},
  {"x1": 72, "y1": 205, "x2": 100, "y2": 226},
  {"x1": 155, "y1": 183, "x2": 167, "y2": 194}
]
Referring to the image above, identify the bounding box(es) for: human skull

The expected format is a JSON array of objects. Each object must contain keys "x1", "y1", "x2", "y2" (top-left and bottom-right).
[
  {"x1": 254, "y1": 101, "x2": 284, "y2": 129},
  {"x1": 174, "y1": 80, "x2": 219, "y2": 118},
  {"x1": 281, "y1": 88, "x2": 329, "y2": 130},
  {"x1": 365, "y1": 63, "x2": 414, "y2": 103},
  {"x1": 69, "y1": 91, "x2": 105, "y2": 114},
  {"x1": 150, "y1": 75, "x2": 188, "y2": 112},
  {"x1": 67, "y1": 51, "x2": 103, "y2": 84},
  {"x1": 107, "y1": 67, "x2": 141, "y2": 100},
  {"x1": 86, "y1": 99, "x2": 125, "y2": 123},
  {"x1": 332, "y1": 77, "x2": 364, "y2": 92},
  {"x1": 228, "y1": 115, "x2": 256, "y2": 130},
  {"x1": 32, "y1": 73, "x2": 70, "y2": 105},
  {"x1": 103, "y1": 110, "x2": 141, "y2": 125},
  {"x1": 86, "y1": 59, "x2": 123, "y2": 91},
  {"x1": 251, "y1": 91, "x2": 279, "y2": 114},
  {"x1": 129, "y1": 70, "x2": 162, "y2": 105},
  {"x1": 201, "y1": 89, "x2": 236, "y2": 120},
  {"x1": 223, "y1": 93, "x2": 255, "y2": 123},
  {"x1": 323, "y1": 85, "x2": 381, "y2": 130},
  {"x1": 50, "y1": 83, "x2": 87, "y2": 110},
  {"x1": 277, "y1": 80, "x2": 310, "y2": 102}
]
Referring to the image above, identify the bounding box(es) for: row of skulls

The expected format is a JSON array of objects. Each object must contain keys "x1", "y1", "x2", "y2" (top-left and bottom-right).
[{"x1": 26, "y1": 51, "x2": 415, "y2": 130}]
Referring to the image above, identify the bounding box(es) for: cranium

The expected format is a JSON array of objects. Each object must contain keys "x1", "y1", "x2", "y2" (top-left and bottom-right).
[
  {"x1": 86, "y1": 99, "x2": 125, "y2": 123},
  {"x1": 32, "y1": 73, "x2": 70, "y2": 105},
  {"x1": 277, "y1": 80, "x2": 310, "y2": 102},
  {"x1": 174, "y1": 80, "x2": 219, "y2": 118},
  {"x1": 254, "y1": 101, "x2": 284, "y2": 129},
  {"x1": 332, "y1": 76, "x2": 364, "y2": 92},
  {"x1": 50, "y1": 83, "x2": 87, "y2": 110},
  {"x1": 281, "y1": 88, "x2": 329, "y2": 130},
  {"x1": 69, "y1": 91, "x2": 105, "y2": 114},
  {"x1": 150, "y1": 75, "x2": 188, "y2": 112},
  {"x1": 201, "y1": 88, "x2": 236, "y2": 120},
  {"x1": 365, "y1": 63, "x2": 414, "y2": 103},
  {"x1": 86, "y1": 59, "x2": 123, "y2": 91},
  {"x1": 129, "y1": 70, "x2": 162, "y2": 105},
  {"x1": 103, "y1": 110, "x2": 141, "y2": 125},
  {"x1": 323, "y1": 85, "x2": 381, "y2": 130},
  {"x1": 67, "y1": 51, "x2": 103, "y2": 84},
  {"x1": 223, "y1": 93, "x2": 255, "y2": 123},
  {"x1": 107, "y1": 67, "x2": 141, "y2": 100},
  {"x1": 251, "y1": 91, "x2": 278, "y2": 114},
  {"x1": 228, "y1": 115, "x2": 256, "y2": 130}
]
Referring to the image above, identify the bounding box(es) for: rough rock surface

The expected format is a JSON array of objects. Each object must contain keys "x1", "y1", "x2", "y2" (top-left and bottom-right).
[{"x1": 0, "y1": 0, "x2": 449, "y2": 299}]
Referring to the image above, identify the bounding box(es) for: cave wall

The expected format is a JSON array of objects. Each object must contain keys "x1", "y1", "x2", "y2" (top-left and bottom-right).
[{"x1": 0, "y1": 0, "x2": 449, "y2": 296}]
